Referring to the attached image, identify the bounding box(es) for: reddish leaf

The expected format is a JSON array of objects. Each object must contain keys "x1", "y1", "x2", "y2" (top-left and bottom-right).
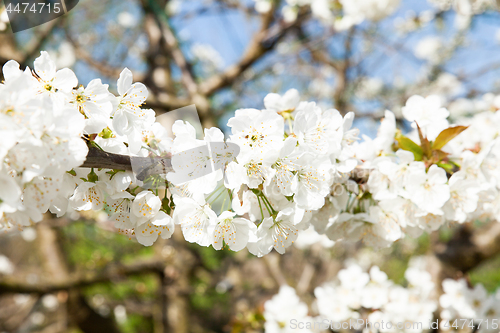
[{"x1": 416, "y1": 123, "x2": 431, "y2": 159}]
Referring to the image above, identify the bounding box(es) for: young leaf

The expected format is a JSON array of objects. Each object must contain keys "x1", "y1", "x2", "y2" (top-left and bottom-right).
[
  {"x1": 395, "y1": 134, "x2": 423, "y2": 161},
  {"x1": 416, "y1": 123, "x2": 431, "y2": 159},
  {"x1": 432, "y1": 126, "x2": 469, "y2": 150},
  {"x1": 432, "y1": 149, "x2": 450, "y2": 163},
  {"x1": 436, "y1": 162, "x2": 454, "y2": 173}
]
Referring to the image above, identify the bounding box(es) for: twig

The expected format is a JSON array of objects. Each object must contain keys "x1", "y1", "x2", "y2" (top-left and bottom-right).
[{"x1": 198, "y1": 11, "x2": 306, "y2": 96}]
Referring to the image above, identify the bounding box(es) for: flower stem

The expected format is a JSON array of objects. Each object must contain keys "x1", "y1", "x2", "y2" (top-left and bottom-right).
[
  {"x1": 206, "y1": 185, "x2": 224, "y2": 202},
  {"x1": 261, "y1": 193, "x2": 278, "y2": 215},
  {"x1": 257, "y1": 195, "x2": 265, "y2": 222}
]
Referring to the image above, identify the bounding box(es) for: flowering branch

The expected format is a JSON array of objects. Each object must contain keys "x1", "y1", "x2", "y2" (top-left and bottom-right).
[
  {"x1": 2, "y1": 52, "x2": 500, "y2": 258},
  {"x1": 81, "y1": 145, "x2": 173, "y2": 180}
]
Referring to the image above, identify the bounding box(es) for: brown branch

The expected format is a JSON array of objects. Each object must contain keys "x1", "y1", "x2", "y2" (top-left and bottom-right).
[
  {"x1": 264, "y1": 253, "x2": 287, "y2": 286},
  {"x1": 145, "y1": 96, "x2": 193, "y2": 112},
  {"x1": 142, "y1": 0, "x2": 199, "y2": 97},
  {"x1": 142, "y1": 13, "x2": 177, "y2": 98},
  {"x1": 159, "y1": 20, "x2": 199, "y2": 96},
  {"x1": 67, "y1": 293, "x2": 121, "y2": 333},
  {"x1": 0, "y1": 18, "x2": 60, "y2": 70},
  {"x1": 297, "y1": 26, "x2": 340, "y2": 72},
  {"x1": 80, "y1": 145, "x2": 172, "y2": 181},
  {"x1": 142, "y1": 0, "x2": 219, "y2": 126},
  {"x1": 65, "y1": 32, "x2": 131, "y2": 80},
  {"x1": 333, "y1": 27, "x2": 355, "y2": 115},
  {"x1": 422, "y1": 222, "x2": 500, "y2": 331},
  {"x1": 80, "y1": 145, "x2": 133, "y2": 171},
  {"x1": 434, "y1": 221, "x2": 500, "y2": 274},
  {"x1": 0, "y1": 258, "x2": 165, "y2": 294},
  {"x1": 198, "y1": 11, "x2": 305, "y2": 96},
  {"x1": 24, "y1": 19, "x2": 62, "y2": 63},
  {"x1": 162, "y1": 234, "x2": 195, "y2": 333}
]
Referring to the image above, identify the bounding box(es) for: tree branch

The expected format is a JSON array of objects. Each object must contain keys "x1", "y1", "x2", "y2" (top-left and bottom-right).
[
  {"x1": 0, "y1": 258, "x2": 165, "y2": 294},
  {"x1": 65, "y1": 33, "x2": 128, "y2": 80},
  {"x1": 434, "y1": 222, "x2": 500, "y2": 274},
  {"x1": 64, "y1": 146, "x2": 500, "y2": 282},
  {"x1": 145, "y1": 96, "x2": 193, "y2": 112},
  {"x1": 80, "y1": 145, "x2": 172, "y2": 181},
  {"x1": 0, "y1": 18, "x2": 60, "y2": 71},
  {"x1": 198, "y1": 12, "x2": 305, "y2": 96},
  {"x1": 80, "y1": 146, "x2": 133, "y2": 171},
  {"x1": 143, "y1": 0, "x2": 199, "y2": 97}
]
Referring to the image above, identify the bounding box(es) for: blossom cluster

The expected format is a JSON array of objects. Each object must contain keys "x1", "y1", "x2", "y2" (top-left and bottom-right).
[
  {"x1": 0, "y1": 51, "x2": 178, "y2": 246},
  {"x1": 1, "y1": 52, "x2": 500, "y2": 255},
  {"x1": 440, "y1": 278, "x2": 500, "y2": 330},
  {"x1": 0, "y1": 51, "x2": 359, "y2": 252},
  {"x1": 263, "y1": 259, "x2": 500, "y2": 333},
  {"x1": 0, "y1": 52, "x2": 89, "y2": 229},
  {"x1": 310, "y1": 94, "x2": 500, "y2": 249}
]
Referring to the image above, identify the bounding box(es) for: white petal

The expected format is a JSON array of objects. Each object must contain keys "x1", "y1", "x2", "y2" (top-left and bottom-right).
[
  {"x1": 34, "y1": 51, "x2": 56, "y2": 82},
  {"x1": 53, "y1": 68, "x2": 78, "y2": 92},
  {"x1": 2, "y1": 60, "x2": 22, "y2": 81},
  {"x1": 153, "y1": 212, "x2": 175, "y2": 239},
  {"x1": 117, "y1": 68, "x2": 133, "y2": 96}
]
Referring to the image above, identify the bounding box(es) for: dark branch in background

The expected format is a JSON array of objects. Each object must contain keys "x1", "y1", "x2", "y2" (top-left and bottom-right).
[
  {"x1": 65, "y1": 33, "x2": 127, "y2": 80},
  {"x1": 23, "y1": 19, "x2": 62, "y2": 63},
  {"x1": 139, "y1": 1, "x2": 306, "y2": 121},
  {"x1": 68, "y1": 293, "x2": 122, "y2": 333},
  {"x1": 153, "y1": 8, "x2": 199, "y2": 97},
  {"x1": 434, "y1": 222, "x2": 500, "y2": 274},
  {"x1": 199, "y1": 12, "x2": 306, "y2": 96},
  {"x1": 425, "y1": 221, "x2": 500, "y2": 324},
  {"x1": 145, "y1": 97, "x2": 193, "y2": 111},
  {"x1": 0, "y1": 258, "x2": 165, "y2": 294},
  {"x1": 142, "y1": 0, "x2": 215, "y2": 127},
  {"x1": 333, "y1": 27, "x2": 355, "y2": 114},
  {"x1": 0, "y1": 18, "x2": 61, "y2": 72},
  {"x1": 177, "y1": 0, "x2": 257, "y2": 20}
]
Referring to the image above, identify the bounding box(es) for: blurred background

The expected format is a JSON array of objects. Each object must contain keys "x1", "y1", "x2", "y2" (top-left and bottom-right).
[{"x1": 1, "y1": 0, "x2": 500, "y2": 332}]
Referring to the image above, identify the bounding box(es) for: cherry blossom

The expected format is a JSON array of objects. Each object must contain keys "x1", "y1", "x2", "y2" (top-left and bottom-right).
[{"x1": 2, "y1": 51, "x2": 500, "y2": 254}]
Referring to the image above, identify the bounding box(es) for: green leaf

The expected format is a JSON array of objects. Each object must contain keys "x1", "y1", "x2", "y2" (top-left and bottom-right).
[
  {"x1": 395, "y1": 134, "x2": 423, "y2": 161},
  {"x1": 436, "y1": 162, "x2": 454, "y2": 173},
  {"x1": 432, "y1": 126, "x2": 469, "y2": 150}
]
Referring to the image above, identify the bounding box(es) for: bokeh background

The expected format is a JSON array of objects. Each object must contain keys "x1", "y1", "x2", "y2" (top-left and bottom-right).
[{"x1": 1, "y1": 0, "x2": 500, "y2": 332}]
